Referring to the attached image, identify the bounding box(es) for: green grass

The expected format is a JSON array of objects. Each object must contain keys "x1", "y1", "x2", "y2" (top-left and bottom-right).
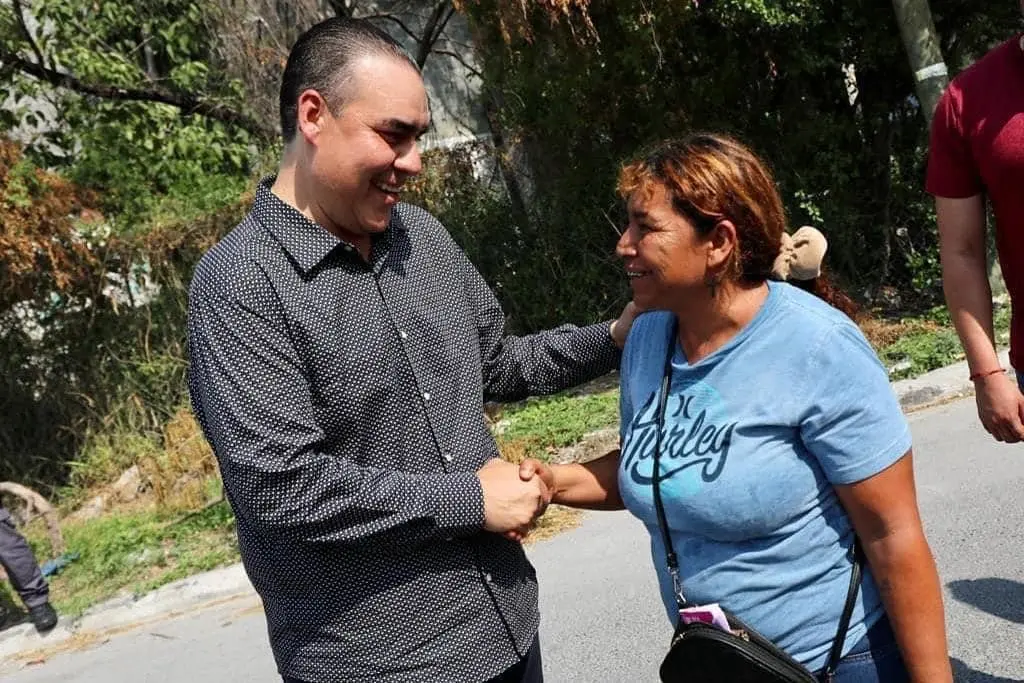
[
  {"x1": 875, "y1": 305, "x2": 1010, "y2": 381},
  {"x1": 496, "y1": 388, "x2": 619, "y2": 459},
  {"x1": 20, "y1": 495, "x2": 239, "y2": 619}
]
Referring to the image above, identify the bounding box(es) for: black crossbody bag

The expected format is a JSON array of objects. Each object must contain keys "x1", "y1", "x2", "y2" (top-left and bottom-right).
[{"x1": 650, "y1": 323, "x2": 864, "y2": 683}]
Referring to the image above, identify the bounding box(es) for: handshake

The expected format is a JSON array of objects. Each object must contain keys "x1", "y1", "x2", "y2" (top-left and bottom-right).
[{"x1": 476, "y1": 458, "x2": 554, "y2": 542}]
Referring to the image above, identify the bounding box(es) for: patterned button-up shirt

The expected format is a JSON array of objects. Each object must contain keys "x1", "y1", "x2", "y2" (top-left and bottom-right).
[{"x1": 187, "y1": 179, "x2": 621, "y2": 683}]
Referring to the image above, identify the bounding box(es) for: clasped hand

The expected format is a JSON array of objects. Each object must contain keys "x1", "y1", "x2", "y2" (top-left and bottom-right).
[{"x1": 476, "y1": 458, "x2": 556, "y2": 542}]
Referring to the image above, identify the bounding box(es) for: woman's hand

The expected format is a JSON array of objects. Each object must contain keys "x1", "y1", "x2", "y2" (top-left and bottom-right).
[{"x1": 500, "y1": 452, "x2": 625, "y2": 542}]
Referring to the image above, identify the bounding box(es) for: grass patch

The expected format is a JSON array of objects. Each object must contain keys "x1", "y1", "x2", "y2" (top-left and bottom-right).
[
  {"x1": 495, "y1": 388, "x2": 619, "y2": 460},
  {"x1": 868, "y1": 304, "x2": 1010, "y2": 380},
  {"x1": 20, "y1": 494, "x2": 238, "y2": 620}
]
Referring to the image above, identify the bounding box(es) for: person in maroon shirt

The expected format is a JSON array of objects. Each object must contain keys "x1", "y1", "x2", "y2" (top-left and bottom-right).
[{"x1": 927, "y1": 11, "x2": 1024, "y2": 443}]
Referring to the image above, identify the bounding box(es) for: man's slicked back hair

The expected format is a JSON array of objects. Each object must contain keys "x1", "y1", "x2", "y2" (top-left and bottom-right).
[{"x1": 279, "y1": 18, "x2": 419, "y2": 142}]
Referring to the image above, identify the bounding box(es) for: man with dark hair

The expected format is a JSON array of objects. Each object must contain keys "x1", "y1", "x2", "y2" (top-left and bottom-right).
[
  {"x1": 0, "y1": 505, "x2": 58, "y2": 633},
  {"x1": 927, "y1": 8, "x2": 1024, "y2": 444},
  {"x1": 187, "y1": 17, "x2": 637, "y2": 683}
]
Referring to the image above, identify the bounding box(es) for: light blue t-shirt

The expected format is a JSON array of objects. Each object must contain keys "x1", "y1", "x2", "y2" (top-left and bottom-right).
[{"x1": 618, "y1": 281, "x2": 912, "y2": 672}]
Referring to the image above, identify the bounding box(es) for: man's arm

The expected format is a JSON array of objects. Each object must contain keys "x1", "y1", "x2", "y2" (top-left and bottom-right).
[
  {"x1": 937, "y1": 195, "x2": 997, "y2": 373},
  {"x1": 936, "y1": 195, "x2": 1024, "y2": 441},
  {"x1": 460, "y1": 258, "x2": 635, "y2": 402},
  {"x1": 188, "y1": 282, "x2": 546, "y2": 547}
]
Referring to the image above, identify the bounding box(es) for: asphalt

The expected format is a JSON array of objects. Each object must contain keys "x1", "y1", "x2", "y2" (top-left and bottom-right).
[{"x1": 0, "y1": 351, "x2": 1021, "y2": 681}]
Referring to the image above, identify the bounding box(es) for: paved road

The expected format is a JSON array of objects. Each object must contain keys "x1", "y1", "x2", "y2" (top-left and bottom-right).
[{"x1": 4, "y1": 397, "x2": 1024, "y2": 682}]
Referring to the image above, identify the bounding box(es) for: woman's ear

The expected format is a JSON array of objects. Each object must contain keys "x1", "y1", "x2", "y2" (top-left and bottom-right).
[{"x1": 706, "y1": 219, "x2": 738, "y2": 271}]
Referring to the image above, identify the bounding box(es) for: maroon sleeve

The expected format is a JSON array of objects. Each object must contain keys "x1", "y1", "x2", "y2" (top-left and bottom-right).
[{"x1": 925, "y1": 83, "x2": 984, "y2": 199}]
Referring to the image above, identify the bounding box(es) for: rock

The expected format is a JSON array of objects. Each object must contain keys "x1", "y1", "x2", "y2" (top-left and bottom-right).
[
  {"x1": 112, "y1": 466, "x2": 143, "y2": 502},
  {"x1": 68, "y1": 494, "x2": 107, "y2": 522},
  {"x1": 552, "y1": 426, "x2": 620, "y2": 465}
]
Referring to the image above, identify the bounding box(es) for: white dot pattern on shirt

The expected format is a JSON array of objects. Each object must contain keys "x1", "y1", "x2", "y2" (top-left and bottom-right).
[{"x1": 187, "y1": 178, "x2": 620, "y2": 682}]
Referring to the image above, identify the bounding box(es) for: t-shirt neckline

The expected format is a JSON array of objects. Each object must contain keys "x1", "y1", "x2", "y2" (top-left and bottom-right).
[{"x1": 672, "y1": 281, "x2": 783, "y2": 369}]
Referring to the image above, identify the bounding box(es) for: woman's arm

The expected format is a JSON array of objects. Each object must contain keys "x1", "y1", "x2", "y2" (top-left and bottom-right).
[
  {"x1": 835, "y1": 450, "x2": 951, "y2": 683},
  {"x1": 519, "y1": 450, "x2": 625, "y2": 510}
]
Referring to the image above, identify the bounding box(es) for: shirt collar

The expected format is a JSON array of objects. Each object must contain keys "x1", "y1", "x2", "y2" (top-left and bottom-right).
[{"x1": 251, "y1": 175, "x2": 404, "y2": 273}]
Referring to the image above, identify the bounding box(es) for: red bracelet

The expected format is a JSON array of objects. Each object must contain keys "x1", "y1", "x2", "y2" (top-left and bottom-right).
[{"x1": 969, "y1": 367, "x2": 1006, "y2": 382}]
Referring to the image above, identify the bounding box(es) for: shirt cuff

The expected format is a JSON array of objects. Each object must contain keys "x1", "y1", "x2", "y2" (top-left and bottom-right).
[
  {"x1": 590, "y1": 319, "x2": 624, "y2": 366},
  {"x1": 432, "y1": 470, "x2": 486, "y2": 537}
]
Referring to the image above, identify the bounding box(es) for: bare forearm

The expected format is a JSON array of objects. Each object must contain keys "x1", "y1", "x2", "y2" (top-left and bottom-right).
[
  {"x1": 866, "y1": 531, "x2": 951, "y2": 683},
  {"x1": 941, "y1": 248, "x2": 999, "y2": 373},
  {"x1": 550, "y1": 450, "x2": 624, "y2": 510}
]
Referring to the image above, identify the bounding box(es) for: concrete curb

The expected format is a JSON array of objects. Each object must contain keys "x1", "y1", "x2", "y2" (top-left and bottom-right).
[
  {"x1": 0, "y1": 350, "x2": 1012, "y2": 663},
  {"x1": 891, "y1": 349, "x2": 1011, "y2": 413},
  {"x1": 0, "y1": 564, "x2": 256, "y2": 665}
]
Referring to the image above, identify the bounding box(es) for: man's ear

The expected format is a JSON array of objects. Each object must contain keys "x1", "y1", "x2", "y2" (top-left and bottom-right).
[
  {"x1": 706, "y1": 219, "x2": 738, "y2": 271},
  {"x1": 295, "y1": 89, "x2": 331, "y2": 145}
]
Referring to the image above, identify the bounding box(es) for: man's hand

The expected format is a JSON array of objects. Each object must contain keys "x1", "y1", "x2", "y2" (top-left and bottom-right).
[
  {"x1": 495, "y1": 458, "x2": 559, "y2": 543},
  {"x1": 477, "y1": 458, "x2": 550, "y2": 536},
  {"x1": 974, "y1": 372, "x2": 1024, "y2": 443},
  {"x1": 610, "y1": 301, "x2": 641, "y2": 349}
]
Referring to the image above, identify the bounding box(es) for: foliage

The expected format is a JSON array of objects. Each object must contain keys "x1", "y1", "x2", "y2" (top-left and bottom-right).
[
  {"x1": 0, "y1": 137, "x2": 98, "y2": 307},
  {"x1": 63, "y1": 101, "x2": 253, "y2": 221},
  {"x1": 0, "y1": 138, "x2": 250, "y2": 490},
  {"x1": 1, "y1": 0, "x2": 257, "y2": 219},
  {"x1": 453, "y1": 0, "x2": 1023, "y2": 328}
]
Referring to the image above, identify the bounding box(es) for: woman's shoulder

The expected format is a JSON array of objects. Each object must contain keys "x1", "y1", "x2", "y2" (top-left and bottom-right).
[
  {"x1": 774, "y1": 283, "x2": 862, "y2": 337},
  {"x1": 621, "y1": 310, "x2": 674, "y2": 366},
  {"x1": 625, "y1": 310, "x2": 675, "y2": 346}
]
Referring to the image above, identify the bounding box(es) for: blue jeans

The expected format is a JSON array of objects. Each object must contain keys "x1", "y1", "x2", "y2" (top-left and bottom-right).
[{"x1": 818, "y1": 615, "x2": 909, "y2": 683}]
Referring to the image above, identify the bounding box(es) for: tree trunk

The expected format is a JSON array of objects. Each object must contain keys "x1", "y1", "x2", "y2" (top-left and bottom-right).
[{"x1": 891, "y1": 0, "x2": 948, "y2": 127}]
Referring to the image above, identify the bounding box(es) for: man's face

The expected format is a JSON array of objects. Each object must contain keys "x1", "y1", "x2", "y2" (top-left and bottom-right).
[{"x1": 305, "y1": 54, "x2": 430, "y2": 240}]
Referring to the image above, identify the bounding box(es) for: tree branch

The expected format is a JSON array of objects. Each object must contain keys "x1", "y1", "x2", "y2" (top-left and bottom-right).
[
  {"x1": 416, "y1": 1, "x2": 454, "y2": 68},
  {"x1": 12, "y1": 0, "x2": 47, "y2": 70},
  {"x1": 0, "y1": 47, "x2": 276, "y2": 140},
  {"x1": 361, "y1": 13, "x2": 421, "y2": 44},
  {"x1": 432, "y1": 49, "x2": 483, "y2": 80}
]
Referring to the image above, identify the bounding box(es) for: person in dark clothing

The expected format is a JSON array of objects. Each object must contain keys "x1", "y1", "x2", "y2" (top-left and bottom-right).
[{"x1": 0, "y1": 506, "x2": 58, "y2": 632}]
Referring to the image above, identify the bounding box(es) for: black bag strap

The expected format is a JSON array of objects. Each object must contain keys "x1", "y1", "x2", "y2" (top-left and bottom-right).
[{"x1": 650, "y1": 319, "x2": 863, "y2": 680}]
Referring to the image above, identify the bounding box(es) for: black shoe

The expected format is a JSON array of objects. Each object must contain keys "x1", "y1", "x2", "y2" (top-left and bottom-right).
[{"x1": 28, "y1": 602, "x2": 57, "y2": 633}]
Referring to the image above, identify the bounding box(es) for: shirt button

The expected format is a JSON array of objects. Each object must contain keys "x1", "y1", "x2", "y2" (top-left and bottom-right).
[
  {"x1": 442, "y1": 452, "x2": 453, "y2": 462},
  {"x1": 399, "y1": 330, "x2": 408, "y2": 340},
  {"x1": 422, "y1": 392, "x2": 431, "y2": 401},
  {"x1": 484, "y1": 572, "x2": 494, "y2": 583}
]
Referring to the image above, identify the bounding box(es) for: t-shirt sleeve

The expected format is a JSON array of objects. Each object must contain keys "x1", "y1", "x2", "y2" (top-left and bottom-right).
[
  {"x1": 798, "y1": 322, "x2": 912, "y2": 485},
  {"x1": 618, "y1": 311, "x2": 671, "y2": 443},
  {"x1": 925, "y1": 83, "x2": 984, "y2": 199},
  {"x1": 619, "y1": 349, "x2": 634, "y2": 445}
]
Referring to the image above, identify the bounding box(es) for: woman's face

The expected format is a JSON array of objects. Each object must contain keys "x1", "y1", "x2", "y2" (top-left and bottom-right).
[{"x1": 615, "y1": 182, "x2": 717, "y2": 311}]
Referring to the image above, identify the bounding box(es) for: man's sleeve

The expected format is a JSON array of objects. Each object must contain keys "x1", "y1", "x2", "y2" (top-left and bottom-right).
[
  {"x1": 187, "y1": 268, "x2": 484, "y2": 548},
  {"x1": 926, "y1": 83, "x2": 984, "y2": 199},
  {"x1": 457, "y1": 252, "x2": 621, "y2": 403}
]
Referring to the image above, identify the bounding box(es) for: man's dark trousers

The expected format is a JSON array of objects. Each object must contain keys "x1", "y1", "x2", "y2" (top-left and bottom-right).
[{"x1": 0, "y1": 506, "x2": 49, "y2": 609}]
